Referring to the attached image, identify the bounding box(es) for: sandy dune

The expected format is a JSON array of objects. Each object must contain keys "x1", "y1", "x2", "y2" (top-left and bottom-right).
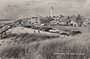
[{"x1": 7, "y1": 27, "x2": 59, "y2": 36}]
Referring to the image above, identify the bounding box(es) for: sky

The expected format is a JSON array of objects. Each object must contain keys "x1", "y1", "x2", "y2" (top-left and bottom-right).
[{"x1": 0, "y1": 0, "x2": 89, "y2": 19}]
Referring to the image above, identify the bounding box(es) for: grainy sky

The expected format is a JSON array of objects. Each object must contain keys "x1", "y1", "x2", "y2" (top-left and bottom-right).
[{"x1": 0, "y1": 0, "x2": 89, "y2": 19}]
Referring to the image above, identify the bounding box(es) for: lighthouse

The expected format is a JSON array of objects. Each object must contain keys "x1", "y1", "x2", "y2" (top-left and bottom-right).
[
  {"x1": 51, "y1": 0, "x2": 54, "y2": 18},
  {"x1": 51, "y1": 6, "x2": 54, "y2": 17}
]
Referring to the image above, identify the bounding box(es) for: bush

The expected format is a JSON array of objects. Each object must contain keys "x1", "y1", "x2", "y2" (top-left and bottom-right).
[
  {"x1": 39, "y1": 40, "x2": 90, "y2": 59},
  {"x1": 6, "y1": 34, "x2": 17, "y2": 39},
  {"x1": 0, "y1": 42, "x2": 40, "y2": 59},
  {"x1": 0, "y1": 33, "x2": 17, "y2": 39},
  {"x1": 39, "y1": 43, "x2": 57, "y2": 59},
  {"x1": 14, "y1": 33, "x2": 59, "y2": 43},
  {"x1": 0, "y1": 45, "x2": 26, "y2": 58}
]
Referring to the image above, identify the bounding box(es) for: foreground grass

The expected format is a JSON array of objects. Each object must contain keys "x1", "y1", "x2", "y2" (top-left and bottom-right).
[
  {"x1": 1, "y1": 33, "x2": 59, "y2": 43},
  {"x1": 0, "y1": 33, "x2": 90, "y2": 59},
  {"x1": 14, "y1": 33, "x2": 59, "y2": 43}
]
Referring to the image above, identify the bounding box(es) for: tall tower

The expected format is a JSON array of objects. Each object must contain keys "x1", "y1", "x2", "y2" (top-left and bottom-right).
[
  {"x1": 51, "y1": 0, "x2": 54, "y2": 18},
  {"x1": 51, "y1": 6, "x2": 54, "y2": 17}
]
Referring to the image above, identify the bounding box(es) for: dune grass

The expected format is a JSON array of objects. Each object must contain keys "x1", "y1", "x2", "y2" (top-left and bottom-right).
[
  {"x1": 0, "y1": 42, "x2": 40, "y2": 59},
  {"x1": 11, "y1": 33, "x2": 60, "y2": 43},
  {"x1": 38, "y1": 33, "x2": 90, "y2": 59},
  {"x1": 0, "y1": 33, "x2": 90, "y2": 59},
  {"x1": 0, "y1": 44, "x2": 26, "y2": 58}
]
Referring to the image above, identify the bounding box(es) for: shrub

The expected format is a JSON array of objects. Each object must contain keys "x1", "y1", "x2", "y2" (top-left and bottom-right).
[
  {"x1": 0, "y1": 33, "x2": 17, "y2": 39},
  {"x1": 39, "y1": 43, "x2": 57, "y2": 59},
  {"x1": 14, "y1": 33, "x2": 59, "y2": 43},
  {"x1": 0, "y1": 45, "x2": 26, "y2": 58},
  {"x1": 39, "y1": 40, "x2": 90, "y2": 59},
  {"x1": 0, "y1": 42, "x2": 40, "y2": 59}
]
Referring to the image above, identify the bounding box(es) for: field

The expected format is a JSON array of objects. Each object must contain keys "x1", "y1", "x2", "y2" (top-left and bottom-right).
[{"x1": 0, "y1": 26, "x2": 90, "y2": 59}]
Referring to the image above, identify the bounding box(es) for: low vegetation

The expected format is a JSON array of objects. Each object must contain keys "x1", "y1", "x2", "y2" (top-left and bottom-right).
[
  {"x1": 0, "y1": 33, "x2": 90, "y2": 59},
  {"x1": 38, "y1": 33, "x2": 90, "y2": 59},
  {"x1": 0, "y1": 45, "x2": 26, "y2": 58},
  {"x1": 1, "y1": 33, "x2": 59, "y2": 43},
  {"x1": 13, "y1": 33, "x2": 59, "y2": 43},
  {"x1": 0, "y1": 43, "x2": 39, "y2": 59}
]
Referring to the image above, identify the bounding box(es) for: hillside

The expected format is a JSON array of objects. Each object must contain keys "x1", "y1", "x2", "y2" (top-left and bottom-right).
[{"x1": 0, "y1": 32, "x2": 90, "y2": 59}]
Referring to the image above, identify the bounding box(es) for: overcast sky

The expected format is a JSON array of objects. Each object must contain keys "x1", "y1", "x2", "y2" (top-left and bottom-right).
[{"x1": 0, "y1": 0, "x2": 89, "y2": 19}]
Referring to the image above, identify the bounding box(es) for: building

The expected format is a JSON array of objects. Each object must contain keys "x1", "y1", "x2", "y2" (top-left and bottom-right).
[
  {"x1": 15, "y1": 16, "x2": 41, "y2": 27},
  {"x1": 82, "y1": 18, "x2": 90, "y2": 27},
  {"x1": 67, "y1": 15, "x2": 78, "y2": 26},
  {"x1": 59, "y1": 16, "x2": 68, "y2": 26},
  {"x1": 30, "y1": 16, "x2": 41, "y2": 24},
  {"x1": 50, "y1": 20, "x2": 59, "y2": 25}
]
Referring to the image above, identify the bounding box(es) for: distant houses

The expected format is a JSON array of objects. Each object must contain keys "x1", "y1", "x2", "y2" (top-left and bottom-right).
[
  {"x1": 50, "y1": 15, "x2": 76, "y2": 26},
  {"x1": 68, "y1": 15, "x2": 77, "y2": 26},
  {"x1": 59, "y1": 16, "x2": 68, "y2": 26},
  {"x1": 14, "y1": 16, "x2": 41, "y2": 27},
  {"x1": 82, "y1": 18, "x2": 90, "y2": 27},
  {"x1": 3, "y1": 15, "x2": 89, "y2": 27},
  {"x1": 49, "y1": 15, "x2": 89, "y2": 27}
]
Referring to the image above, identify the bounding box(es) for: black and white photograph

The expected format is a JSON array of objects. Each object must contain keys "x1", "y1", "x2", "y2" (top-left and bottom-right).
[{"x1": 0, "y1": 0, "x2": 90, "y2": 59}]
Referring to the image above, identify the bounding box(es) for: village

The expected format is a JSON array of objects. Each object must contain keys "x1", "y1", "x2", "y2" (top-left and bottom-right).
[
  {"x1": 14, "y1": 15, "x2": 90, "y2": 27},
  {"x1": 0, "y1": 14, "x2": 90, "y2": 37}
]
